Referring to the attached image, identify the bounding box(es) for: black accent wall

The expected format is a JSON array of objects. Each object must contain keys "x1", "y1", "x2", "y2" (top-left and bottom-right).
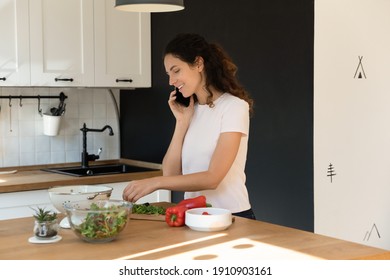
[{"x1": 120, "y1": 0, "x2": 314, "y2": 231}]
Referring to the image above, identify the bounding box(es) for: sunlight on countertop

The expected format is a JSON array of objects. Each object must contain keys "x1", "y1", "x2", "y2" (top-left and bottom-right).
[
  {"x1": 115, "y1": 233, "x2": 322, "y2": 260},
  {"x1": 160, "y1": 238, "x2": 323, "y2": 260},
  {"x1": 115, "y1": 233, "x2": 227, "y2": 260}
]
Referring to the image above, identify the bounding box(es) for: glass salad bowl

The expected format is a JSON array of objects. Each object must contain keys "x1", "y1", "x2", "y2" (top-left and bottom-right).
[{"x1": 64, "y1": 199, "x2": 132, "y2": 243}]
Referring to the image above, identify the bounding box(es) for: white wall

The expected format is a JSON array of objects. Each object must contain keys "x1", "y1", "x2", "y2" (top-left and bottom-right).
[
  {"x1": 0, "y1": 87, "x2": 120, "y2": 167},
  {"x1": 314, "y1": 0, "x2": 390, "y2": 250}
]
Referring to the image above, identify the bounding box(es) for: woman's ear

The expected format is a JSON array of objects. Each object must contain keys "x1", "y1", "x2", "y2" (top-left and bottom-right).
[{"x1": 195, "y1": 56, "x2": 204, "y2": 72}]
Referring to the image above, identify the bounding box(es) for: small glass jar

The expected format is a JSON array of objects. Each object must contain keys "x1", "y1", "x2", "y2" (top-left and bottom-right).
[{"x1": 34, "y1": 219, "x2": 59, "y2": 239}]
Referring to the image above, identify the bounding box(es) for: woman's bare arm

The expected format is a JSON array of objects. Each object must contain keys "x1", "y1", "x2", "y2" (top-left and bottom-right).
[{"x1": 123, "y1": 132, "x2": 242, "y2": 202}]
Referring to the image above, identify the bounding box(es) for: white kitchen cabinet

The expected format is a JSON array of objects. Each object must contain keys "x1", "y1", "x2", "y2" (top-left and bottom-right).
[
  {"x1": 0, "y1": 0, "x2": 30, "y2": 86},
  {"x1": 0, "y1": 189, "x2": 56, "y2": 221},
  {"x1": 1, "y1": 0, "x2": 150, "y2": 88},
  {"x1": 29, "y1": 0, "x2": 95, "y2": 87},
  {"x1": 94, "y1": 0, "x2": 151, "y2": 88}
]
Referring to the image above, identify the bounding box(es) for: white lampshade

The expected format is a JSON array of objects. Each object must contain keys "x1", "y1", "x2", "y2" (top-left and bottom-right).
[{"x1": 115, "y1": 0, "x2": 184, "y2": 12}]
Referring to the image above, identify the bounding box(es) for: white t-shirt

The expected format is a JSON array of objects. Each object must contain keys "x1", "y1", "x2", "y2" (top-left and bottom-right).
[{"x1": 182, "y1": 93, "x2": 251, "y2": 213}]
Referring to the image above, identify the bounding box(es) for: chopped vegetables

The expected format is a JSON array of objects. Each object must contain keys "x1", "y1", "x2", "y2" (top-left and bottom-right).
[{"x1": 132, "y1": 203, "x2": 166, "y2": 215}]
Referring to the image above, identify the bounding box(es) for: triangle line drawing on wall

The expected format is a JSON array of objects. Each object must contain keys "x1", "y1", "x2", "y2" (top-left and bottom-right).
[
  {"x1": 354, "y1": 56, "x2": 367, "y2": 79},
  {"x1": 363, "y1": 223, "x2": 381, "y2": 241}
]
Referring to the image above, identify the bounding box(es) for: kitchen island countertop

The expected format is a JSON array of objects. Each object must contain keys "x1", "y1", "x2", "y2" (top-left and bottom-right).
[
  {"x1": 0, "y1": 159, "x2": 162, "y2": 193},
  {"x1": 0, "y1": 214, "x2": 389, "y2": 260},
  {"x1": 1, "y1": 159, "x2": 390, "y2": 260}
]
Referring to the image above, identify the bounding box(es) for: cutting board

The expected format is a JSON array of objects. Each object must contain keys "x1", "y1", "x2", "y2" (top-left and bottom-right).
[{"x1": 130, "y1": 202, "x2": 175, "y2": 222}]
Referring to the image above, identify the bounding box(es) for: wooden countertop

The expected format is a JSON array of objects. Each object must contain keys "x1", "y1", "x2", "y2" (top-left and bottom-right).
[
  {"x1": 0, "y1": 159, "x2": 162, "y2": 193},
  {"x1": 0, "y1": 214, "x2": 389, "y2": 260}
]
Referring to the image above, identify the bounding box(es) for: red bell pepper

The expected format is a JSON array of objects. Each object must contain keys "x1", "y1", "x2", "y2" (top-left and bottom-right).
[
  {"x1": 177, "y1": 195, "x2": 211, "y2": 209},
  {"x1": 165, "y1": 205, "x2": 188, "y2": 227}
]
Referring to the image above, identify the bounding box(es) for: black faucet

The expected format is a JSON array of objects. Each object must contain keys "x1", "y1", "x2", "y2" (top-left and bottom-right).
[{"x1": 80, "y1": 123, "x2": 114, "y2": 168}]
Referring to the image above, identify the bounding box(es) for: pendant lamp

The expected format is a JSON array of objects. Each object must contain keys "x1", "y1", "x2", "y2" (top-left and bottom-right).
[{"x1": 115, "y1": 0, "x2": 184, "y2": 13}]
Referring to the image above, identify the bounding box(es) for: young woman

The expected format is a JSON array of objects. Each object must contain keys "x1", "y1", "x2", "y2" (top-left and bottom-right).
[{"x1": 123, "y1": 33, "x2": 255, "y2": 219}]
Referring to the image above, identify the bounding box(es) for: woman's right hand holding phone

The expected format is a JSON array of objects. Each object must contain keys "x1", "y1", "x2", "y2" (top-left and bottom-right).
[{"x1": 168, "y1": 89, "x2": 194, "y2": 124}]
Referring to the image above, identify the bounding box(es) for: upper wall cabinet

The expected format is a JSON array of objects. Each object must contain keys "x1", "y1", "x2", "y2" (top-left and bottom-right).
[
  {"x1": 29, "y1": 0, "x2": 95, "y2": 87},
  {"x1": 0, "y1": 0, "x2": 30, "y2": 86},
  {"x1": 1, "y1": 0, "x2": 151, "y2": 88},
  {"x1": 94, "y1": 1, "x2": 151, "y2": 88}
]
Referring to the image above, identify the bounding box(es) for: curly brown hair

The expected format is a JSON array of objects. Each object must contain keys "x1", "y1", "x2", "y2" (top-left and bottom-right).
[{"x1": 164, "y1": 33, "x2": 254, "y2": 115}]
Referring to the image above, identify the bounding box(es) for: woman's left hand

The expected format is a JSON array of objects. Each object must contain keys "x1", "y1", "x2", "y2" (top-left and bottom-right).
[{"x1": 122, "y1": 177, "x2": 159, "y2": 203}]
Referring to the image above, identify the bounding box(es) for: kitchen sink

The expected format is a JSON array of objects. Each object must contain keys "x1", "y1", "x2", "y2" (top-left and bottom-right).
[{"x1": 42, "y1": 164, "x2": 159, "y2": 177}]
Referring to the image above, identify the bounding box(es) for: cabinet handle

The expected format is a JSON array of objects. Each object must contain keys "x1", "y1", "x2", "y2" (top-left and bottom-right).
[
  {"x1": 55, "y1": 78, "x2": 74, "y2": 82},
  {"x1": 0, "y1": 77, "x2": 6, "y2": 81},
  {"x1": 116, "y1": 79, "x2": 133, "y2": 83}
]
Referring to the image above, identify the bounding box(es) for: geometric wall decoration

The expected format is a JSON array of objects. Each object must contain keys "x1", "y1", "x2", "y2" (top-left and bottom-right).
[
  {"x1": 363, "y1": 223, "x2": 381, "y2": 242},
  {"x1": 354, "y1": 56, "x2": 366, "y2": 79},
  {"x1": 327, "y1": 163, "x2": 336, "y2": 183}
]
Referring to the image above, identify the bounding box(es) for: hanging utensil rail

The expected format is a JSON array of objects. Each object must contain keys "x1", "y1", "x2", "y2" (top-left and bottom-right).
[
  {"x1": 0, "y1": 92, "x2": 67, "y2": 101},
  {"x1": 0, "y1": 92, "x2": 67, "y2": 116}
]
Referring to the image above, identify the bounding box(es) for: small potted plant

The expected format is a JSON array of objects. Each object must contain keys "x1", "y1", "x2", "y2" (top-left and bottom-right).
[{"x1": 32, "y1": 207, "x2": 59, "y2": 239}]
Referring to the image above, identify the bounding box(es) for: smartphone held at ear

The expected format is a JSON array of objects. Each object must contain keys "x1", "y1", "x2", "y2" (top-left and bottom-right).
[{"x1": 175, "y1": 88, "x2": 190, "y2": 107}]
